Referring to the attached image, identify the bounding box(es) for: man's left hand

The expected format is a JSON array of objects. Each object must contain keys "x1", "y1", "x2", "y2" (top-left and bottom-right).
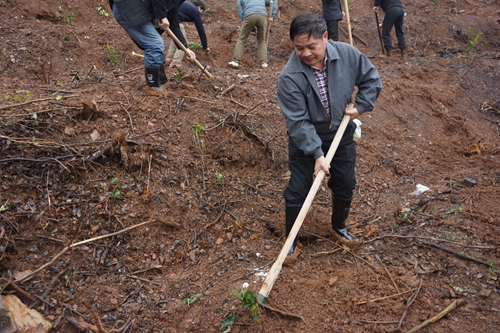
[{"x1": 345, "y1": 105, "x2": 360, "y2": 120}]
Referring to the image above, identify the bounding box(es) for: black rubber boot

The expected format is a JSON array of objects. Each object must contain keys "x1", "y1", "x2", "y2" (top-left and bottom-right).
[
  {"x1": 145, "y1": 67, "x2": 163, "y2": 91},
  {"x1": 285, "y1": 204, "x2": 301, "y2": 255},
  {"x1": 159, "y1": 65, "x2": 168, "y2": 85},
  {"x1": 331, "y1": 194, "x2": 357, "y2": 241}
]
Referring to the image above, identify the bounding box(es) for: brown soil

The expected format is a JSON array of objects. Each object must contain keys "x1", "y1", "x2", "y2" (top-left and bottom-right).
[{"x1": 1, "y1": 0, "x2": 500, "y2": 332}]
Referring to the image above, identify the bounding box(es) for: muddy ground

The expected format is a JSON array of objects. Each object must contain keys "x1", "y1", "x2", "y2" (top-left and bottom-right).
[{"x1": 1, "y1": 0, "x2": 500, "y2": 332}]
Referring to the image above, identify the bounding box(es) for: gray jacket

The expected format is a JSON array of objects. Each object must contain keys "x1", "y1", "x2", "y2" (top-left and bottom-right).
[
  {"x1": 322, "y1": 0, "x2": 343, "y2": 22},
  {"x1": 278, "y1": 41, "x2": 382, "y2": 157},
  {"x1": 237, "y1": 0, "x2": 278, "y2": 21}
]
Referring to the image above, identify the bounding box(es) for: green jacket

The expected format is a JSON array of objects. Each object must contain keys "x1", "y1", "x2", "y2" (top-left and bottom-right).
[{"x1": 278, "y1": 41, "x2": 382, "y2": 158}]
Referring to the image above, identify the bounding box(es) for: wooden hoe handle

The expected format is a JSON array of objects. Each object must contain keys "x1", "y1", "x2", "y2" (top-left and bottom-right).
[
  {"x1": 166, "y1": 28, "x2": 213, "y2": 79},
  {"x1": 257, "y1": 114, "x2": 351, "y2": 304},
  {"x1": 265, "y1": 1, "x2": 273, "y2": 46}
]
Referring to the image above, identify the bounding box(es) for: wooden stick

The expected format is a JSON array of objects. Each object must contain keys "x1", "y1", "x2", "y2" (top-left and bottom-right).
[
  {"x1": 366, "y1": 234, "x2": 496, "y2": 249},
  {"x1": 395, "y1": 279, "x2": 422, "y2": 331},
  {"x1": 423, "y1": 241, "x2": 493, "y2": 267},
  {"x1": 375, "y1": 12, "x2": 386, "y2": 55},
  {"x1": 16, "y1": 218, "x2": 179, "y2": 282},
  {"x1": 405, "y1": 298, "x2": 466, "y2": 333},
  {"x1": 376, "y1": 255, "x2": 405, "y2": 301},
  {"x1": 265, "y1": 1, "x2": 274, "y2": 46},
  {"x1": 357, "y1": 289, "x2": 416, "y2": 305},
  {"x1": 257, "y1": 114, "x2": 350, "y2": 305},
  {"x1": 0, "y1": 94, "x2": 78, "y2": 111},
  {"x1": 343, "y1": 0, "x2": 353, "y2": 45},
  {"x1": 165, "y1": 28, "x2": 213, "y2": 79}
]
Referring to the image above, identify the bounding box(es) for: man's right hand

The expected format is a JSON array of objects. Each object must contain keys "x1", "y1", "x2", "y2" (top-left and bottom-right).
[
  {"x1": 373, "y1": 7, "x2": 379, "y2": 13},
  {"x1": 159, "y1": 17, "x2": 170, "y2": 31},
  {"x1": 314, "y1": 156, "x2": 330, "y2": 177}
]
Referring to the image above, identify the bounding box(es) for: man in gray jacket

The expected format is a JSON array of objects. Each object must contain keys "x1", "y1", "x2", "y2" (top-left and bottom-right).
[
  {"x1": 278, "y1": 13, "x2": 382, "y2": 255},
  {"x1": 228, "y1": 0, "x2": 278, "y2": 69}
]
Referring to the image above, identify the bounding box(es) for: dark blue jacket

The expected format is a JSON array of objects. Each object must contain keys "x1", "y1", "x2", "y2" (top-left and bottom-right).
[
  {"x1": 374, "y1": 0, "x2": 404, "y2": 12},
  {"x1": 110, "y1": 0, "x2": 188, "y2": 48},
  {"x1": 109, "y1": 0, "x2": 185, "y2": 27},
  {"x1": 322, "y1": 0, "x2": 343, "y2": 22},
  {"x1": 179, "y1": 1, "x2": 208, "y2": 49}
]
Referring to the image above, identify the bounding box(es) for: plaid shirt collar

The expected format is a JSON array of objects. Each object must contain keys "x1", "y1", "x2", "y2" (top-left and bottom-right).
[{"x1": 311, "y1": 54, "x2": 330, "y2": 113}]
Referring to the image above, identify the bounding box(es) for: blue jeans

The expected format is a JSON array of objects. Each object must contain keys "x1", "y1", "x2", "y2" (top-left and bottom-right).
[{"x1": 112, "y1": 4, "x2": 164, "y2": 68}]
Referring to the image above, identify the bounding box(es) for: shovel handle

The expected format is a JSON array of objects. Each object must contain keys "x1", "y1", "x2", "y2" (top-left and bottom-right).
[
  {"x1": 374, "y1": 12, "x2": 386, "y2": 55},
  {"x1": 343, "y1": 0, "x2": 353, "y2": 46},
  {"x1": 265, "y1": 1, "x2": 273, "y2": 46},
  {"x1": 258, "y1": 113, "x2": 351, "y2": 304},
  {"x1": 165, "y1": 28, "x2": 213, "y2": 79}
]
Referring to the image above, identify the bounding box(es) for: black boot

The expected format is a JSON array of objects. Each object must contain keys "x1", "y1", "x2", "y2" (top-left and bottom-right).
[
  {"x1": 145, "y1": 67, "x2": 163, "y2": 91},
  {"x1": 285, "y1": 204, "x2": 301, "y2": 255},
  {"x1": 159, "y1": 65, "x2": 168, "y2": 85},
  {"x1": 331, "y1": 194, "x2": 357, "y2": 241}
]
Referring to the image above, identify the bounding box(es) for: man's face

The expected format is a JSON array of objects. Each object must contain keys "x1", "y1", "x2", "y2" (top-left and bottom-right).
[{"x1": 293, "y1": 31, "x2": 328, "y2": 69}]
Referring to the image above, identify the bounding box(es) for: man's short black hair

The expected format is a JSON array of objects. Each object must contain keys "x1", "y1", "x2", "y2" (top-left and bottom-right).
[
  {"x1": 192, "y1": 0, "x2": 206, "y2": 11},
  {"x1": 289, "y1": 12, "x2": 327, "y2": 41}
]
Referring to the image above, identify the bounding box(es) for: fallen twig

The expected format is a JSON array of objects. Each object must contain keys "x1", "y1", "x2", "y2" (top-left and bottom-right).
[
  {"x1": 0, "y1": 155, "x2": 81, "y2": 163},
  {"x1": 16, "y1": 217, "x2": 180, "y2": 282},
  {"x1": 0, "y1": 94, "x2": 78, "y2": 110},
  {"x1": 376, "y1": 255, "x2": 405, "y2": 301},
  {"x1": 218, "y1": 83, "x2": 236, "y2": 99},
  {"x1": 357, "y1": 289, "x2": 416, "y2": 305},
  {"x1": 422, "y1": 242, "x2": 493, "y2": 267},
  {"x1": 0, "y1": 271, "x2": 36, "y2": 301},
  {"x1": 30, "y1": 269, "x2": 66, "y2": 309},
  {"x1": 0, "y1": 106, "x2": 79, "y2": 118},
  {"x1": 367, "y1": 234, "x2": 496, "y2": 249},
  {"x1": 125, "y1": 275, "x2": 159, "y2": 286},
  {"x1": 395, "y1": 279, "x2": 422, "y2": 331},
  {"x1": 405, "y1": 298, "x2": 466, "y2": 333}
]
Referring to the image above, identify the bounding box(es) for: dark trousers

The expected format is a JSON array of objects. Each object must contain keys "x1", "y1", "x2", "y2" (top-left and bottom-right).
[
  {"x1": 284, "y1": 121, "x2": 357, "y2": 205},
  {"x1": 382, "y1": 6, "x2": 406, "y2": 50},
  {"x1": 326, "y1": 20, "x2": 340, "y2": 42}
]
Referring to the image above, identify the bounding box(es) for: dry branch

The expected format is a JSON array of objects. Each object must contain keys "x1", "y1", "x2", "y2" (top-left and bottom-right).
[
  {"x1": 357, "y1": 289, "x2": 416, "y2": 305},
  {"x1": 405, "y1": 298, "x2": 466, "y2": 333},
  {"x1": 422, "y1": 242, "x2": 493, "y2": 267},
  {"x1": 367, "y1": 234, "x2": 496, "y2": 249},
  {"x1": 395, "y1": 280, "x2": 422, "y2": 331},
  {"x1": 0, "y1": 94, "x2": 78, "y2": 111},
  {"x1": 15, "y1": 217, "x2": 179, "y2": 283}
]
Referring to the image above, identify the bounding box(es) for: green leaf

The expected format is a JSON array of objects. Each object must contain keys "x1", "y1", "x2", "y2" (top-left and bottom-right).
[
  {"x1": 221, "y1": 313, "x2": 236, "y2": 329},
  {"x1": 110, "y1": 177, "x2": 119, "y2": 183}
]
